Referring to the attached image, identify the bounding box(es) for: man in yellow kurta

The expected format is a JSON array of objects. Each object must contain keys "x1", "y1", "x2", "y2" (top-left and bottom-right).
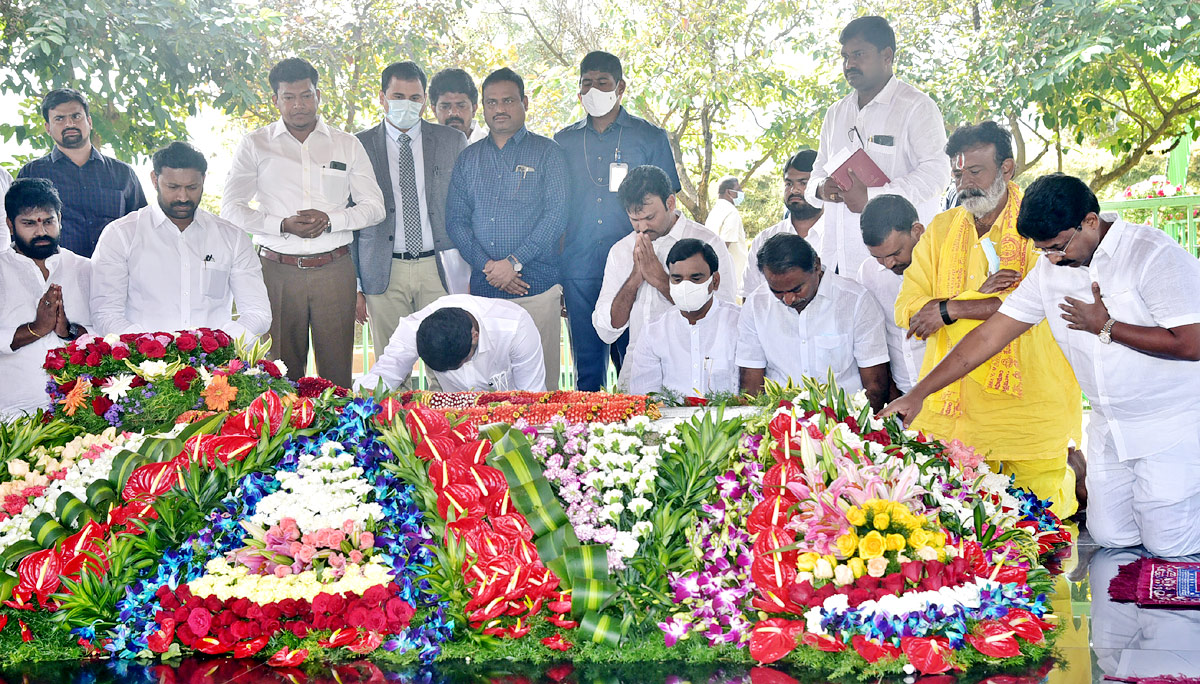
[{"x1": 896, "y1": 121, "x2": 1081, "y2": 517}]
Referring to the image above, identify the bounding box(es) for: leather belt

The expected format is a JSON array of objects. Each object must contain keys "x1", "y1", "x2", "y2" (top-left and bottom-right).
[
  {"x1": 260, "y1": 245, "x2": 350, "y2": 269},
  {"x1": 393, "y1": 250, "x2": 435, "y2": 261}
]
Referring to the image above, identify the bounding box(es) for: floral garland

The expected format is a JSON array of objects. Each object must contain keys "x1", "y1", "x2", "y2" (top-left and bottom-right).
[{"x1": 402, "y1": 390, "x2": 662, "y2": 426}]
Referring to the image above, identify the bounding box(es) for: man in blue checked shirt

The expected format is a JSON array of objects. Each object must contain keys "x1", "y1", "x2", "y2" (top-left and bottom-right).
[
  {"x1": 446, "y1": 67, "x2": 569, "y2": 390},
  {"x1": 555, "y1": 51, "x2": 679, "y2": 391}
]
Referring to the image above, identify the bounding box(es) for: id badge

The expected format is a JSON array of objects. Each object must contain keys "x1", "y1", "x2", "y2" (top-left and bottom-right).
[{"x1": 608, "y1": 163, "x2": 629, "y2": 192}]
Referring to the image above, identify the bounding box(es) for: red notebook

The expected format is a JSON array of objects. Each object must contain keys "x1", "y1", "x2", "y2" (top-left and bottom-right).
[{"x1": 828, "y1": 148, "x2": 890, "y2": 189}]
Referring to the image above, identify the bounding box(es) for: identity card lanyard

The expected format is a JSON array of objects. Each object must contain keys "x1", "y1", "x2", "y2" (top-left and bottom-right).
[{"x1": 584, "y1": 125, "x2": 626, "y2": 192}]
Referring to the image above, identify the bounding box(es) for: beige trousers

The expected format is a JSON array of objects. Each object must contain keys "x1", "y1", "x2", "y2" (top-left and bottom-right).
[
  {"x1": 260, "y1": 251, "x2": 356, "y2": 388},
  {"x1": 365, "y1": 256, "x2": 447, "y2": 391},
  {"x1": 510, "y1": 285, "x2": 562, "y2": 391}
]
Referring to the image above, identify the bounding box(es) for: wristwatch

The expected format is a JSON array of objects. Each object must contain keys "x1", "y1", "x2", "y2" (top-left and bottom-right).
[
  {"x1": 506, "y1": 255, "x2": 523, "y2": 273},
  {"x1": 1098, "y1": 318, "x2": 1116, "y2": 344},
  {"x1": 59, "y1": 322, "x2": 84, "y2": 341}
]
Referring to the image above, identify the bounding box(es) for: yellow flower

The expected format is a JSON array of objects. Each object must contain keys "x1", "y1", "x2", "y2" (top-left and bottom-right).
[
  {"x1": 846, "y1": 507, "x2": 867, "y2": 527},
  {"x1": 886, "y1": 533, "x2": 907, "y2": 551},
  {"x1": 908, "y1": 528, "x2": 931, "y2": 548},
  {"x1": 797, "y1": 552, "x2": 819, "y2": 572},
  {"x1": 848, "y1": 557, "x2": 866, "y2": 578},
  {"x1": 873, "y1": 513, "x2": 891, "y2": 530},
  {"x1": 858, "y1": 531, "x2": 887, "y2": 559},
  {"x1": 824, "y1": 554, "x2": 839, "y2": 568},
  {"x1": 930, "y1": 531, "x2": 947, "y2": 548},
  {"x1": 836, "y1": 532, "x2": 859, "y2": 558}
]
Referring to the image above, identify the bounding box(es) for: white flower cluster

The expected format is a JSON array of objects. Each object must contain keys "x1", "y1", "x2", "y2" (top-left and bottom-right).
[
  {"x1": 248, "y1": 441, "x2": 382, "y2": 531},
  {"x1": 189, "y1": 557, "x2": 394, "y2": 603}
]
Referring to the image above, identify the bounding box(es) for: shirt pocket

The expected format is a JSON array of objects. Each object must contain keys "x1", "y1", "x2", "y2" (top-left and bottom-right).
[
  {"x1": 320, "y1": 167, "x2": 351, "y2": 206},
  {"x1": 1103, "y1": 288, "x2": 1155, "y2": 327},
  {"x1": 814, "y1": 333, "x2": 853, "y2": 373},
  {"x1": 202, "y1": 264, "x2": 230, "y2": 300}
]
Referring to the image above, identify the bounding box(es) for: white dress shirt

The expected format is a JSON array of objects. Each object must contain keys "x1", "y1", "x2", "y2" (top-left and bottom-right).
[
  {"x1": 90, "y1": 204, "x2": 271, "y2": 339},
  {"x1": 384, "y1": 119, "x2": 434, "y2": 252},
  {"x1": 705, "y1": 198, "x2": 747, "y2": 290},
  {"x1": 856, "y1": 260, "x2": 925, "y2": 392},
  {"x1": 356, "y1": 294, "x2": 546, "y2": 392},
  {"x1": 999, "y1": 215, "x2": 1200, "y2": 461},
  {"x1": 736, "y1": 270, "x2": 889, "y2": 392},
  {"x1": 804, "y1": 77, "x2": 949, "y2": 281},
  {"x1": 467, "y1": 125, "x2": 489, "y2": 144},
  {"x1": 593, "y1": 212, "x2": 736, "y2": 352},
  {"x1": 742, "y1": 216, "x2": 827, "y2": 298},
  {"x1": 0, "y1": 246, "x2": 91, "y2": 420},
  {"x1": 221, "y1": 119, "x2": 385, "y2": 255},
  {"x1": 0, "y1": 167, "x2": 11, "y2": 250},
  {"x1": 626, "y1": 297, "x2": 740, "y2": 396}
]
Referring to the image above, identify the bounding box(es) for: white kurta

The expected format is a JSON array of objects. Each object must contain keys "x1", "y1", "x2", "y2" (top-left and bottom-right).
[
  {"x1": 90, "y1": 204, "x2": 271, "y2": 339},
  {"x1": 856, "y1": 260, "x2": 925, "y2": 392},
  {"x1": 625, "y1": 298, "x2": 740, "y2": 396},
  {"x1": 356, "y1": 294, "x2": 545, "y2": 392},
  {"x1": 742, "y1": 216, "x2": 827, "y2": 298},
  {"x1": 0, "y1": 246, "x2": 91, "y2": 420},
  {"x1": 736, "y1": 271, "x2": 889, "y2": 392},
  {"x1": 999, "y1": 214, "x2": 1200, "y2": 556},
  {"x1": 705, "y1": 198, "x2": 747, "y2": 291}
]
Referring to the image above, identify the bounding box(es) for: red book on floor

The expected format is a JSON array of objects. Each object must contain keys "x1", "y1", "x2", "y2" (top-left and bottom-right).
[{"x1": 828, "y1": 148, "x2": 890, "y2": 190}]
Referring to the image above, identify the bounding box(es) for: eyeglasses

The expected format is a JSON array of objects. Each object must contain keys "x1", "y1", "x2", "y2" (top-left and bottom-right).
[
  {"x1": 848, "y1": 126, "x2": 865, "y2": 148},
  {"x1": 1032, "y1": 226, "x2": 1080, "y2": 258}
]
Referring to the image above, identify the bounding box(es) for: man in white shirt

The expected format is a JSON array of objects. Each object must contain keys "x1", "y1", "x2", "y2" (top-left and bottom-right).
[
  {"x1": 356, "y1": 294, "x2": 545, "y2": 393},
  {"x1": 0, "y1": 166, "x2": 11, "y2": 250},
  {"x1": 353, "y1": 62, "x2": 468, "y2": 369},
  {"x1": 593, "y1": 165, "x2": 736, "y2": 377},
  {"x1": 858, "y1": 194, "x2": 927, "y2": 395},
  {"x1": 221, "y1": 58, "x2": 386, "y2": 388},
  {"x1": 0, "y1": 179, "x2": 91, "y2": 420},
  {"x1": 705, "y1": 176, "x2": 748, "y2": 291},
  {"x1": 804, "y1": 16, "x2": 949, "y2": 281},
  {"x1": 627, "y1": 239, "x2": 740, "y2": 397},
  {"x1": 884, "y1": 173, "x2": 1200, "y2": 557},
  {"x1": 737, "y1": 232, "x2": 890, "y2": 410},
  {"x1": 91, "y1": 142, "x2": 270, "y2": 340},
  {"x1": 743, "y1": 150, "x2": 827, "y2": 297}
]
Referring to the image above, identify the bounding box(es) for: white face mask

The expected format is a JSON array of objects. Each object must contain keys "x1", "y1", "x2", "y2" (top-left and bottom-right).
[
  {"x1": 580, "y1": 87, "x2": 619, "y2": 118},
  {"x1": 670, "y1": 277, "x2": 714, "y2": 313},
  {"x1": 386, "y1": 99, "x2": 423, "y2": 130},
  {"x1": 731, "y1": 190, "x2": 745, "y2": 206}
]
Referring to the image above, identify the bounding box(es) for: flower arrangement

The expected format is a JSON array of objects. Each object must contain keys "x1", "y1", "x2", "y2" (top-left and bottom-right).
[{"x1": 400, "y1": 390, "x2": 662, "y2": 425}]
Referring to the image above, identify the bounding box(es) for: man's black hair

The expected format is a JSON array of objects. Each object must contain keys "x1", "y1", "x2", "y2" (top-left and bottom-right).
[
  {"x1": 5, "y1": 178, "x2": 63, "y2": 223},
  {"x1": 717, "y1": 176, "x2": 739, "y2": 195},
  {"x1": 269, "y1": 58, "x2": 320, "y2": 94},
  {"x1": 580, "y1": 51, "x2": 623, "y2": 82},
  {"x1": 152, "y1": 141, "x2": 208, "y2": 175},
  {"x1": 617, "y1": 165, "x2": 673, "y2": 212},
  {"x1": 839, "y1": 16, "x2": 896, "y2": 53},
  {"x1": 1016, "y1": 173, "x2": 1101, "y2": 242},
  {"x1": 666, "y1": 238, "x2": 719, "y2": 273},
  {"x1": 481, "y1": 67, "x2": 525, "y2": 100},
  {"x1": 429, "y1": 68, "x2": 478, "y2": 106},
  {"x1": 40, "y1": 88, "x2": 90, "y2": 122},
  {"x1": 786, "y1": 149, "x2": 817, "y2": 175},
  {"x1": 945, "y1": 121, "x2": 1014, "y2": 168},
  {"x1": 860, "y1": 194, "x2": 919, "y2": 247},
  {"x1": 416, "y1": 308, "x2": 475, "y2": 372},
  {"x1": 381, "y1": 61, "x2": 427, "y2": 91},
  {"x1": 757, "y1": 233, "x2": 817, "y2": 274}
]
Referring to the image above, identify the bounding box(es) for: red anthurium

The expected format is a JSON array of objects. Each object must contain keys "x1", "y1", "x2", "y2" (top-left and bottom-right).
[
  {"x1": 317, "y1": 628, "x2": 359, "y2": 648},
  {"x1": 416, "y1": 435, "x2": 457, "y2": 463},
  {"x1": 747, "y1": 496, "x2": 799, "y2": 535},
  {"x1": 123, "y1": 461, "x2": 180, "y2": 502},
  {"x1": 751, "y1": 553, "x2": 796, "y2": 594},
  {"x1": 748, "y1": 667, "x2": 800, "y2": 684},
  {"x1": 374, "y1": 397, "x2": 404, "y2": 425},
  {"x1": 452, "y1": 440, "x2": 493, "y2": 466},
  {"x1": 18, "y1": 619, "x2": 32, "y2": 642},
  {"x1": 218, "y1": 411, "x2": 258, "y2": 437},
  {"x1": 0, "y1": 615, "x2": 7, "y2": 632},
  {"x1": 753, "y1": 526, "x2": 798, "y2": 565},
  {"x1": 802, "y1": 632, "x2": 847, "y2": 652},
  {"x1": 16, "y1": 548, "x2": 62, "y2": 598},
  {"x1": 463, "y1": 464, "x2": 509, "y2": 505},
  {"x1": 233, "y1": 635, "x2": 271, "y2": 658},
  {"x1": 146, "y1": 619, "x2": 176, "y2": 653},
  {"x1": 347, "y1": 630, "x2": 383, "y2": 654},
  {"x1": 491, "y1": 514, "x2": 532, "y2": 541},
  {"x1": 541, "y1": 634, "x2": 572, "y2": 651},
  {"x1": 193, "y1": 636, "x2": 233, "y2": 655},
  {"x1": 437, "y1": 483, "x2": 484, "y2": 520},
  {"x1": 991, "y1": 565, "x2": 1028, "y2": 584},
  {"x1": 290, "y1": 398, "x2": 316, "y2": 428},
  {"x1": 545, "y1": 664, "x2": 575, "y2": 682},
  {"x1": 767, "y1": 412, "x2": 800, "y2": 443},
  {"x1": 245, "y1": 390, "x2": 285, "y2": 435},
  {"x1": 428, "y1": 458, "x2": 470, "y2": 493},
  {"x1": 267, "y1": 646, "x2": 309, "y2": 667},
  {"x1": 900, "y1": 636, "x2": 954, "y2": 674},
  {"x1": 546, "y1": 614, "x2": 578, "y2": 629},
  {"x1": 762, "y1": 461, "x2": 805, "y2": 495},
  {"x1": 405, "y1": 407, "x2": 451, "y2": 443},
  {"x1": 4, "y1": 589, "x2": 36, "y2": 611},
  {"x1": 1001, "y1": 609, "x2": 1046, "y2": 643},
  {"x1": 749, "y1": 618, "x2": 803, "y2": 664},
  {"x1": 851, "y1": 634, "x2": 901, "y2": 663},
  {"x1": 547, "y1": 592, "x2": 572, "y2": 614},
  {"x1": 966, "y1": 621, "x2": 1020, "y2": 658}
]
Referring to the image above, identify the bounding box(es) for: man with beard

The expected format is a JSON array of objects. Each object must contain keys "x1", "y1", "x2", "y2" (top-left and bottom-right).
[
  {"x1": 91, "y1": 142, "x2": 270, "y2": 340},
  {"x1": 858, "y1": 194, "x2": 926, "y2": 395},
  {"x1": 894, "y1": 122, "x2": 1081, "y2": 518},
  {"x1": 0, "y1": 179, "x2": 92, "y2": 420},
  {"x1": 18, "y1": 88, "x2": 146, "y2": 258},
  {"x1": 804, "y1": 16, "x2": 949, "y2": 281},
  {"x1": 742, "y1": 150, "x2": 827, "y2": 297},
  {"x1": 886, "y1": 173, "x2": 1200, "y2": 556},
  {"x1": 737, "y1": 232, "x2": 890, "y2": 409}
]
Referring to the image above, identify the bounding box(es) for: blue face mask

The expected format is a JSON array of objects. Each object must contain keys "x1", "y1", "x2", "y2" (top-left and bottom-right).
[{"x1": 386, "y1": 99, "x2": 423, "y2": 130}]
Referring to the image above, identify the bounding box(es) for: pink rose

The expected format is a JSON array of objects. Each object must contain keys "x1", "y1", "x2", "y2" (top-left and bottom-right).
[
  {"x1": 328, "y1": 553, "x2": 345, "y2": 568},
  {"x1": 279, "y1": 518, "x2": 300, "y2": 540},
  {"x1": 295, "y1": 545, "x2": 317, "y2": 564},
  {"x1": 327, "y1": 531, "x2": 345, "y2": 548},
  {"x1": 301, "y1": 533, "x2": 318, "y2": 546},
  {"x1": 288, "y1": 541, "x2": 303, "y2": 556},
  {"x1": 358, "y1": 532, "x2": 374, "y2": 549},
  {"x1": 342, "y1": 519, "x2": 356, "y2": 535},
  {"x1": 273, "y1": 565, "x2": 293, "y2": 578},
  {"x1": 348, "y1": 550, "x2": 364, "y2": 564}
]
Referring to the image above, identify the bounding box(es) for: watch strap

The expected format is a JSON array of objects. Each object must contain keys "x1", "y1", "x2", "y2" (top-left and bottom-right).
[{"x1": 939, "y1": 300, "x2": 955, "y2": 326}]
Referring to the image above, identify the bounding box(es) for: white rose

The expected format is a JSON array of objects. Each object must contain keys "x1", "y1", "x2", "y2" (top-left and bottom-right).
[{"x1": 814, "y1": 558, "x2": 834, "y2": 580}]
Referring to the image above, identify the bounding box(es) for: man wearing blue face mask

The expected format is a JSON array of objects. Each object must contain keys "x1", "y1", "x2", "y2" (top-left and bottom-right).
[
  {"x1": 626, "y1": 238, "x2": 740, "y2": 397},
  {"x1": 705, "y1": 176, "x2": 748, "y2": 293},
  {"x1": 353, "y1": 61, "x2": 468, "y2": 378}
]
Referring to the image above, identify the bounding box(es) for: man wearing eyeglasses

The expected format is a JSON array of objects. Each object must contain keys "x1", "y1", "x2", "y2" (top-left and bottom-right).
[
  {"x1": 885, "y1": 172, "x2": 1200, "y2": 557},
  {"x1": 893, "y1": 121, "x2": 1082, "y2": 519}
]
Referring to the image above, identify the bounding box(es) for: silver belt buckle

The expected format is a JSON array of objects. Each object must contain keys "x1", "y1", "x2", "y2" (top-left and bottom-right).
[{"x1": 296, "y1": 255, "x2": 318, "y2": 269}]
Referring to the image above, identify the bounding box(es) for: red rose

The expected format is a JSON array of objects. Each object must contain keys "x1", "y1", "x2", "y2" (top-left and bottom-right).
[
  {"x1": 91, "y1": 396, "x2": 114, "y2": 417},
  {"x1": 131, "y1": 376, "x2": 148, "y2": 388},
  {"x1": 111, "y1": 345, "x2": 130, "y2": 360},
  {"x1": 175, "y1": 623, "x2": 196, "y2": 646},
  {"x1": 200, "y1": 335, "x2": 219, "y2": 353},
  {"x1": 137, "y1": 338, "x2": 167, "y2": 359},
  {"x1": 257, "y1": 360, "x2": 282, "y2": 378},
  {"x1": 175, "y1": 333, "x2": 198, "y2": 352},
  {"x1": 362, "y1": 584, "x2": 389, "y2": 607},
  {"x1": 187, "y1": 607, "x2": 212, "y2": 637},
  {"x1": 261, "y1": 604, "x2": 282, "y2": 620},
  {"x1": 384, "y1": 598, "x2": 414, "y2": 625},
  {"x1": 363, "y1": 611, "x2": 386, "y2": 632},
  {"x1": 85, "y1": 351, "x2": 103, "y2": 367},
  {"x1": 286, "y1": 621, "x2": 309, "y2": 638},
  {"x1": 230, "y1": 621, "x2": 255, "y2": 641},
  {"x1": 278, "y1": 598, "x2": 298, "y2": 617},
  {"x1": 204, "y1": 595, "x2": 223, "y2": 612},
  {"x1": 173, "y1": 367, "x2": 199, "y2": 392},
  {"x1": 346, "y1": 605, "x2": 369, "y2": 628},
  {"x1": 44, "y1": 350, "x2": 66, "y2": 371},
  {"x1": 262, "y1": 619, "x2": 282, "y2": 636},
  {"x1": 68, "y1": 350, "x2": 85, "y2": 365},
  {"x1": 214, "y1": 330, "x2": 231, "y2": 347}
]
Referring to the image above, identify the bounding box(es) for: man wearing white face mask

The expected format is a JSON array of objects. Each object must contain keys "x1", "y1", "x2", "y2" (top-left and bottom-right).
[
  {"x1": 705, "y1": 176, "x2": 748, "y2": 293},
  {"x1": 353, "y1": 61, "x2": 468, "y2": 380},
  {"x1": 627, "y1": 239, "x2": 740, "y2": 396}
]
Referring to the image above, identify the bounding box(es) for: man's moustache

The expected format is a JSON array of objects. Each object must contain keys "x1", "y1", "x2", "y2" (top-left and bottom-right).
[{"x1": 446, "y1": 117, "x2": 464, "y2": 125}]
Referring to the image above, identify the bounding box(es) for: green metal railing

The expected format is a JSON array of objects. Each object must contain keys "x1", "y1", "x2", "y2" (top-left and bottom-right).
[{"x1": 1099, "y1": 194, "x2": 1200, "y2": 256}]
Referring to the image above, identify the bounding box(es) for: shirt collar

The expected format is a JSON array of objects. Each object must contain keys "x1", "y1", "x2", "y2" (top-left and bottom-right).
[
  {"x1": 269, "y1": 118, "x2": 332, "y2": 141},
  {"x1": 490, "y1": 126, "x2": 529, "y2": 149},
  {"x1": 149, "y1": 201, "x2": 208, "y2": 233},
  {"x1": 1094, "y1": 211, "x2": 1127, "y2": 260},
  {"x1": 859, "y1": 75, "x2": 899, "y2": 108},
  {"x1": 386, "y1": 118, "x2": 423, "y2": 143},
  {"x1": 50, "y1": 145, "x2": 103, "y2": 164}
]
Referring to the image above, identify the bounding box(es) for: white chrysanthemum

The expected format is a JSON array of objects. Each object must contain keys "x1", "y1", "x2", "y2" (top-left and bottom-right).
[
  {"x1": 137, "y1": 360, "x2": 170, "y2": 378},
  {"x1": 101, "y1": 373, "x2": 137, "y2": 401}
]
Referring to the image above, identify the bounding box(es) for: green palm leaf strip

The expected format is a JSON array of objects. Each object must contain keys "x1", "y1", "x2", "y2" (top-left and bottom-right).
[{"x1": 481, "y1": 423, "x2": 623, "y2": 646}]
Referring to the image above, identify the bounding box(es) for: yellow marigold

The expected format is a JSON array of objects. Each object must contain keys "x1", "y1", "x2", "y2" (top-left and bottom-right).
[
  {"x1": 848, "y1": 557, "x2": 866, "y2": 578},
  {"x1": 886, "y1": 533, "x2": 907, "y2": 551},
  {"x1": 835, "y1": 532, "x2": 859, "y2": 559},
  {"x1": 797, "y1": 552, "x2": 819, "y2": 572},
  {"x1": 908, "y1": 528, "x2": 931, "y2": 549},
  {"x1": 846, "y1": 507, "x2": 867, "y2": 527},
  {"x1": 858, "y1": 530, "x2": 887, "y2": 559},
  {"x1": 873, "y1": 513, "x2": 891, "y2": 531}
]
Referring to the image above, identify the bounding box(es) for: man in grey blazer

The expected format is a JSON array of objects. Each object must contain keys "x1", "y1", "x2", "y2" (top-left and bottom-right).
[{"x1": 353, "y1": 61, "x2": 468, "y2": 369}]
